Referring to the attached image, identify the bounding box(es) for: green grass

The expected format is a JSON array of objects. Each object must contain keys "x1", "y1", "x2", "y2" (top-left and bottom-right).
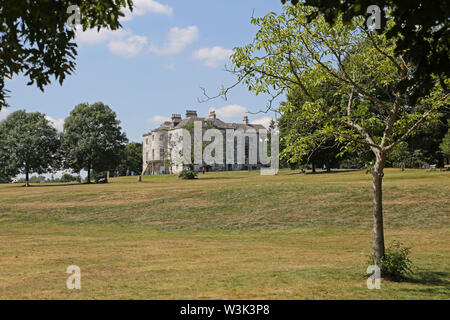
[{"x1": 0, "y1": 168, "x2": 448, "y2": 299}]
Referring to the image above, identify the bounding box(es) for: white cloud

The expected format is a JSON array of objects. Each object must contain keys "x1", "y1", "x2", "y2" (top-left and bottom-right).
[
  {"x1": 209, "y1": 104, "x2": 247, "y2": 119},
  {"x1": 76, "y1": 27, "x2": 148, "y2": 57},
  {"x1": 251, "y1": 117, "x2": 273, "y2": 129},
  {"x1": 0, "y1": 108, "x2": 10, "y2": 120},
  {"x1": 149, "y1": 26, "x2": 199, "y2": 55},
  {"x1": 147, "y1": 115, "x2": 171, "y2": 125},
  {"x1": 76, "y1": 27, "x2": 130, "y2": 45},
  {"x1": 45, "y1": 116, "x2": 65, "y2": 132},
  {"x1": 121, "y1": 0, "x2": 173, "y2": 21},
  {"x1": 193, "y1": 46, "x2": 233, "y2": 67},
  {"x1": 109, "y1": 35, "x2": 148, "y2": 57}
]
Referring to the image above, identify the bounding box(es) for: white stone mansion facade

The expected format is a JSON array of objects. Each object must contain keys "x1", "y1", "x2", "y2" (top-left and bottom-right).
[{"x1": 142, "y1": 110, "x2": 266, "y2": 175}]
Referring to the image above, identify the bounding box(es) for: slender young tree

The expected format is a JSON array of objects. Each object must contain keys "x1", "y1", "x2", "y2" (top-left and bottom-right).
[
  {"x1": 62, "y1": 102, "x2": 128, "y2": 183},
  {"x1": 0, "y1": 110, "x2": 61, "y2": 186},
  {"x1": 225, "y1": 4, "x2": 449, "y2": 263}
]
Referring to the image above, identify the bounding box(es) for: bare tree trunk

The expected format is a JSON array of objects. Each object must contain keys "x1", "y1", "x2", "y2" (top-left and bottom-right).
[
  {"x1": 372, "y1": 152, "x2": 386, "y2": 265},
  {"x1": 312, "y1": 163, "x2": 316, "y2": 173}
]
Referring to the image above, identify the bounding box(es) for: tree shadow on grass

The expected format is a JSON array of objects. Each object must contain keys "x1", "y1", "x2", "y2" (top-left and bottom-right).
[
  {"x1": 286, "y1": 169, "x2": 364, "y2": 175},
  {"x1": 392, "y1": 271, "x2": 450, "y2": 298},
  {"x1": 198, "y1": 176, "x2": 249, "y2": 180},
  {"x1": 19, "y1": 183, "x2": 100, "y2": 188},
  {"x1": 406, "y1": 271, "x2": 450, "y2": 287}
]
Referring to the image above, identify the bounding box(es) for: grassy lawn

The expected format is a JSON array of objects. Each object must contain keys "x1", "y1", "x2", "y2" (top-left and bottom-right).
[{"x1": 0, "y1": 168, "x2": 448, "y2": 299}]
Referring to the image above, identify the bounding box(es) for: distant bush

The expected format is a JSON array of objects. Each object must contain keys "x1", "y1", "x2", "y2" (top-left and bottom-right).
[
  {"x1": 368, "y1": 241, "x2": 414, "y2": 281},
  {"x1": 60, "y1": 173, "x2": 78, "y2": 183},
  {"x1": 178, "y1": 169, "x2": 197, "y2": 180}
]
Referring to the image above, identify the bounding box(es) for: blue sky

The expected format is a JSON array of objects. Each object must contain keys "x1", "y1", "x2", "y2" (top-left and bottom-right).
[{"x1": 2, "y1": 0, "x2": 284, "y2": 143}]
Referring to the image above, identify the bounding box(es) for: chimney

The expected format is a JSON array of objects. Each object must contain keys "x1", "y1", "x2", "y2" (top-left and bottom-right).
[
  {"x1": 171, "y1": 114, "x2": 181, "y2": 126},
  {"x1": 243, "y1": 116, "x2": 248, "y2": 125},
  {"x1": 185, "y1": 110, "x2": 197, "y2": 118},
  {"x1": 209, "y1": 110, "x2": 216, "y2": 119}
]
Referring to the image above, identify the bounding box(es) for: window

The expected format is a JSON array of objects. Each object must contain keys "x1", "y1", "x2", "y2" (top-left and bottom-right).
[
  {"x1": 160, "y1": 148, "x2": 164, "y2": 159},
  {"x1": 145, "y1": 152, "x2": 148, "y2": 161},
  {"x1": 159, "y1": 134, "x2": 164, "y2": 141},
  {"x1": 152, "y1": 149, "x2": 155, "y2": 160},
  {"x1": 145, "y1": 138, "x2": 148, "y2": 145},
  {"x1": 152, "y1": 135, "x2": 154, "y2": 141}
]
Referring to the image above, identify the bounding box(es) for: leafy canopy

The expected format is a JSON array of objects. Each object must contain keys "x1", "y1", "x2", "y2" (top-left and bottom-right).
[
  {"x1": 62, "y1": 102, "x2": 128, "y2": 181},
  {"x1": 230, "y1": 4, "x2": 449, "y2": 161},
  {"x1": 440, "y1": 122, "x2": 450, "y2": 158},
  {"x1": 117, "y1": 142, "x2": 143, "y2": 175},
  {"x1": 281, "y1": 0, "x2": 450, "y2": 103},
  {"x1": 0, "y1": 110, "x2": 61, "y2": 181},
  {"x1": 0, "y1": 0, "x2": 133, "y2": 108}
]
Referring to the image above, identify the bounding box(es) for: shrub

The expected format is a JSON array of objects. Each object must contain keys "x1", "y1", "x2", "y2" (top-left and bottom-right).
[
  {"x1": 60, "y1": 173, "x2": 78, "y2": 183},
  {"x1": 178, "y1": 169, "x2": 197, "y2": 180},
  {"x1": 368, "y1": 241, "x2": 414, "y2": 281}
]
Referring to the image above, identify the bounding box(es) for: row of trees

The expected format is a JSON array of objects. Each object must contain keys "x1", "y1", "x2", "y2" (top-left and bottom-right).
[
  {"x1": 278, "y1": 88, "x2": 449, "y2": 171},
  {"x1": 0, "y1": 102, "x2": 142, "y2": 186}
]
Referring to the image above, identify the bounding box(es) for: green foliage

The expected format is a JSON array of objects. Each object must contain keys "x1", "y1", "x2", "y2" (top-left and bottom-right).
[
  {"x1": 116, "y1": 142, "x2": 143, "y2": 175},
  {"x1": 368, "y1": 241, "x2": 414, "y2": 281},
  {"x1": 439, "y1": 122, "x2": 450, "y2": 158},
  {"x1": 0, "y1": 110, "x2": 61, "y2": 185},
  {"x1": 389, "y1": 141, "x2": 409, "y2": 170},
  {"x1": 279, "y1": 82, "x2": 342, "y2": 170},
  {"x1": 0, "y1": 0, "x2": 133, "y2": 108},
  {"x1": 60, "y1": 173, "x2": 78, "y2": 183},
  {"x1": 403, "y1": 113, "x2": 449, "y2": 167},
  {"x1": 61, "y1": 102, "x2": 128, "y2": 183},
  {"x1": 281, "y1": 0, "x2": 449, "y2": 104},
  {"x1": 388, "y1": 142, "x2": 428, "y2": 169},
  {"x1": 231, "y1": 3, "x2": 448, "y2": 163},
  {"x1": 178, "y1": 169, "x2": 198, "y2": 180}
]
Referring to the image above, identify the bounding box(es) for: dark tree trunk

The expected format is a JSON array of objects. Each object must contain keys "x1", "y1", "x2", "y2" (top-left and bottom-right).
[
  {"x1": 372, "y1": 152, "x2": 386, "y2": 265},
  {"x1": 25, "y1": 170, "x2": 30, "y2": 187},
  {"x1": 312, "y1": 163, "x2": 316, "y2": 173},
  {"x1": 87, "y1": 164, "x2": 91, "y2": 184}
]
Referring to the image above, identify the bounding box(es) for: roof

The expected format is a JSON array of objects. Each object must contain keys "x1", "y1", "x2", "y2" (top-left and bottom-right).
[
  {"x1": 143, "y1": 115, "x2": 266, "y2": 137},
  {"x1": 173, "y1": 117, "x2": 266, "y2": 131}
]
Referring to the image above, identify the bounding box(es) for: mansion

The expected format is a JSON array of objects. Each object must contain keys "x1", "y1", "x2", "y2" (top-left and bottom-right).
[{"x1": 142, "y1": 110, "x2": 267, "y2": 175}]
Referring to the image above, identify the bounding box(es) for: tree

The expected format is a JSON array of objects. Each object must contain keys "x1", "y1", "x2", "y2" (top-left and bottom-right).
[
  {"x1": 228, "y1": 5, "x2": 449, "y2": 264},
  {"x1": 440, "y1": 121, "x2": 450, "y2": 164},
  {"x1": 60, "y1": 173, "x2": 78, "y2": 183},
  {"x1": 116, "y1": 142, "x2": 142, "y2": 176},
  {"x1": 388, "y1": 142, "x2": 409, "y2": 171},
  {"x1": 0, "y1": 110, "x2": 61, "y2": 186},
  {"x1": 62, "y1": 102, "x2": 128, "y2": 183},
  {"x1": 0, "y1": 0, "x2": 133, "y2": 108},
  {"x1": 403, "y1": 112, "x2": 449, "y2": 167},
  {"x1": 281, "y1": 0, "x2": 450, "y2": 103},
  {"x1": 279, "y1": 83, "x2": 342, "y2": 172}
]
